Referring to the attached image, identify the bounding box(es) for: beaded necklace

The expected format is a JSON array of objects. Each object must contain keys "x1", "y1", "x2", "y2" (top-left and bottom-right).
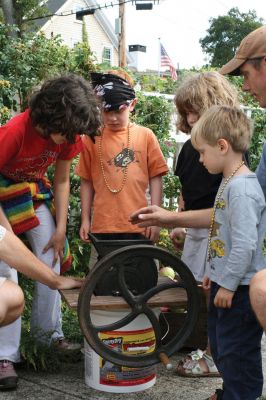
[
  {"x1": 98, "y1": 124, "x2": 131, "y2": 194},
  {"x1": 207, "y1": 161, "x2": 244, "y2": 262}
]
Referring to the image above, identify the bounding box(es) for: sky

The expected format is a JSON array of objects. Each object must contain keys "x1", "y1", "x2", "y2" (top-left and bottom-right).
[{"x1": 97, "y1": 0, "x2": 266, "y2": 70}]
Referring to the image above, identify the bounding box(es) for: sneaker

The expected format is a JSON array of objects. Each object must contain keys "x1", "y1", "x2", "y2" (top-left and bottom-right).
[
  {"x1": 53, "y1": 338, "x2": 81, "y2": 353},
  {"x1": 0, "y1": 360, "x2": 18, "y2": 390}
]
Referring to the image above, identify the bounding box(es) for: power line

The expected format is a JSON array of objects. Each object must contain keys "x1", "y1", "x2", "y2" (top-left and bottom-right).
[{"x1": 24, "y1": 0, "x2": 158, "y2": 22}]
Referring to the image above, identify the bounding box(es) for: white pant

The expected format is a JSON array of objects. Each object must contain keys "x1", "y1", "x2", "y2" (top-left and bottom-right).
[
  {"x1": 181, "y1": 228, "x2": 209, "y2": 283},
  {"x1": 0, "y1": 204, "x2": 63, "y2": 362}
]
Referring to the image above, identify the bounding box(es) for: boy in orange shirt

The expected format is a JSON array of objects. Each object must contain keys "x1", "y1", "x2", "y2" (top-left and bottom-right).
[{"x1": 75, "y1": 71, "x2": 168, "y2": 267}]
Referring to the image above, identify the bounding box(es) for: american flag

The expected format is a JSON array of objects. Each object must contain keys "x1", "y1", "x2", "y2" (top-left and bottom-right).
[{"x1": 160, "y1": 43, "x2": 177, "y2": 81}]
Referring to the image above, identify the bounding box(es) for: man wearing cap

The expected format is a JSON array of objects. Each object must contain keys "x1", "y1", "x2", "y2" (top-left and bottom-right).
[
  {"x1": 220, "y1": 25, "x2": 266, "y2": 107},
  {"x1": 220, "y1": 25, "x2": 266, "y2": 335}
]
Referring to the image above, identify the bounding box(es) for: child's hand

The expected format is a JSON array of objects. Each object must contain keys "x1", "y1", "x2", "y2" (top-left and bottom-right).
[
  {"x1": 202, "y1": 276, "x2": 211, "y2": 290},
  {"x1": 79, "y1": 222, "x2": 91, "y2": 242},
  {"x1": 129, "y1": 205, "x2": 176, "y2": 228},
  {"x1": 42, "y1": 230, "x2": 65, "y2": 266},
  {"x1": 144, "y1": 226, "x2": 160, "y2": 243},
  {"x1": 214, "y1": 287, "x2": 235, "y2": 308},
  {"x1": 169, "y1": 228, "x2": 186, "y2": 250}
]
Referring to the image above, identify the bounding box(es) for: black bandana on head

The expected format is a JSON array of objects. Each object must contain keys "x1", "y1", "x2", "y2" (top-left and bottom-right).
[{"x1": 90, "y1": 72, "x2": 135, "y2": 111}]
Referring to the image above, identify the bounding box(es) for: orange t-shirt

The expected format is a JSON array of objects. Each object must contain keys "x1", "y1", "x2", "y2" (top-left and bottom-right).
[{"x1": 75, "y1": 123, "x2": 168, "y2": 233}]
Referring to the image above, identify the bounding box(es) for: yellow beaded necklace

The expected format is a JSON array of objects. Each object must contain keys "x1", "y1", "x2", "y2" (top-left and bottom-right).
[
  {"x1": 207, "y1": 161, "x2": 244, "y2": 262},
  {"x1": 98, "y1": 124, "x2": 131, "y2": 194}
]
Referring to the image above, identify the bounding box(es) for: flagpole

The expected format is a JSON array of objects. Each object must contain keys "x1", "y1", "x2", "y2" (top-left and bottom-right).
[{"x1": 158, "y1": 37, "x2": 161, "y2": 77}]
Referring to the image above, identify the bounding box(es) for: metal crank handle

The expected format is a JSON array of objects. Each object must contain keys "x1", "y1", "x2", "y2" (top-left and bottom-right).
[{"x1": 159, "y1": 352, "x2": 173, "y2": 370}]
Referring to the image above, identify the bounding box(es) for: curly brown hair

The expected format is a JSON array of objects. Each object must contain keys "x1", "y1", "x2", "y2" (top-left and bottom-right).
[
  {"x1": 29, "y1": 74, "x2": 101, "y2": 143},
  {"x1": 174, "y1": 71, "x2": 239, "y2": 133}
]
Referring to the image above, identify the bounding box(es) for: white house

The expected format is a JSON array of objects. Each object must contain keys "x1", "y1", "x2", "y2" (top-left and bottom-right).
[{"x1": 35, "y1": 0, "x2": 132, "y2": 67}]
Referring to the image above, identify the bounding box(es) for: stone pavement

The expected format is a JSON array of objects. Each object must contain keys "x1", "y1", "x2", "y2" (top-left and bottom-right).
[{"x1": 0, "y1": 337, "x2": 265, "y2": 400}]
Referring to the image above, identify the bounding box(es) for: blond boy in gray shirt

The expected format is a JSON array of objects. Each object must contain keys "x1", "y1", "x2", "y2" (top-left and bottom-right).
[{"x1": 130, "y1": 106, "x2": 266, "y2": 400}]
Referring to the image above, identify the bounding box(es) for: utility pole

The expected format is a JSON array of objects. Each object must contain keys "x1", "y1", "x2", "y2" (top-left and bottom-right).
[{"x1": 118, "y1": 0, "x2": 126, "y2": 67}]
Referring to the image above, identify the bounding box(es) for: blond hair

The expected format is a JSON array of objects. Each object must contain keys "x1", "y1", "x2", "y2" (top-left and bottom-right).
[
  {"x1": 191, "y1": 105, "x2": 253, "y2": 153},
  {"x1": 174, "y1": 71, "x2": 239, "y2": 133},
  {"x1": 105, "y1": 69, "x2": 135, "y2": 88}
]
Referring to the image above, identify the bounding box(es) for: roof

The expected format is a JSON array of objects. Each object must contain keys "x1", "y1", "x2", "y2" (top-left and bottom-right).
[
  {"x1": 34, "y1": 0, "x2": 66, "y2": 28},
  {"x1": 34, "y1": 0, "x2": 132, "y2": 63}
]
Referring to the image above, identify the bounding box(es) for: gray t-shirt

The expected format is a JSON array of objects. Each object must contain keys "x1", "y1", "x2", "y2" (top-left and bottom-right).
[{"x1": 209, "y1": 173, "x2": 266, "y2": 291}]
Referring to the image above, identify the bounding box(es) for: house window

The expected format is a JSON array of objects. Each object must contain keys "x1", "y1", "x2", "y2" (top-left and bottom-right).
[{"x1": 102, "y1": 46, "x2": 112, "y2": 66}]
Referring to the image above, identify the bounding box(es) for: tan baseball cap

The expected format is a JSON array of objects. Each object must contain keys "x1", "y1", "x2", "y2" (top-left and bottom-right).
[{"x1": 220, "y1": 25, "x2": 266, "y2": 76}]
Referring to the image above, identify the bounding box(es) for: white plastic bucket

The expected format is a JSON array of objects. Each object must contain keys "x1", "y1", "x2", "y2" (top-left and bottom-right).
[{"x1": 84, "y1": 309, "x2": 158, "y2": 393}]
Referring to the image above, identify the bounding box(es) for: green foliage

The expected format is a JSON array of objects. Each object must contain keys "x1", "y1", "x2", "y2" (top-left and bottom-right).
[
  {"x1": 61, "y1": 304, "x2": 83, "y2": 343},
  {"x1": 0, "y1": 26, "x2": 70, "y2": 111},
  {"x1": 133, "y1": 92, "x2": 180, "y2": 205},
  {"x1": 82, "y1": 18, "x2": 89, "y2": 45},
  {"x1": 249, "y1": 109, "x2": 266, "y2": 172},
  {"x1": 227, "y1": 76, "x2": 266, "y2": 171},
  {"x1": 64, "y1": 42, "x2": 97, "y2": 78},
  {"x1": 133, "y1": 92, "x2": 173, "y2": 153},
  {"x1": 19, "y1": 274, "x2": 61, "y2": 371},
  {"x1": 158, "y1": 229, "x2": 181, "y2": 258},
  {"x1": 0, "y1": 79, "x2": 14, "y2": 123},
  {"x1": 46, "y1": 159, "x2": 90, "y2": 276},
  {"x1": 200, "y1": 8, "x2": 263, "y2": 68},
  {"x1": 228, "y1": 75, "x2": 257, "y2": 107},
  {"x1": 136, "y1": 73, "x2": 178, "y2": 94},
  {"x1": 20, "y1": 329, "x2": 62, "y2": 371},
  {"x1": 11, "y1": 0, "x2": 48, "y2": 34},
  {"x1": 0, "y1": 25, "x2": 97, "y2": 121},
  {"x1": 67, "y1": 157, "x2": 91, "y2": 275},
  {"x1": 20, "y1": 270, "x2": 83, "y2": 370},
  {"x1": 163, "y1": 172, "x2": 181, "y2": 208}
]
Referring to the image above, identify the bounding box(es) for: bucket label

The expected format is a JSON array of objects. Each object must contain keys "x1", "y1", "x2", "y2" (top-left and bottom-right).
[{"x1": 99, "y1": 327, "x2": 156, "y2": 386}]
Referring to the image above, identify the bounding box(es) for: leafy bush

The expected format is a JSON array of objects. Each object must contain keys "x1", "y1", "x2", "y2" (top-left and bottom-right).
[
  {"x1": 20, "y1": 329, "x2": 61, "y2": 371},
  {"x1": 133, "y1": 91, "x2": 180, "y2": 206},
  {"x1": 67, "y1": 158, "x2": 91, "y2": 275},
  {"x1": 228, "y1": 75, "x2": 266, "y2": 171},
  {"x1": 249, "y1": 109, "x2": 266, "y2": 171},
  {"x1": 135, "y1": 73, "x2": 178, "y2": 94},
  {"x1": 0, "y1": 23, "x2": 96, "y2": 121}
]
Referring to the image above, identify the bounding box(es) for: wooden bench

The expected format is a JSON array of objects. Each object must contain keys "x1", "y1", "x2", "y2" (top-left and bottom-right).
[
  {"x1": 60, "y1": 286, "x2": 188, "y2": 310},
  {"x1": 60, "y1": 282, "x2": 207, "y2": 350}
]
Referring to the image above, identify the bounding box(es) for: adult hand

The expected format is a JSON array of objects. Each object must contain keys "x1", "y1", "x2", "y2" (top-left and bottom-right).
[
  {"x1": 129, "y1": 205, "x2": 177, "y2": 229},
  {"x1": 54, "y1": 276, "x2": 84, "y2": 290},
  {"x1": 214, "y1": 287, "x2": 234, "y2": 308}
]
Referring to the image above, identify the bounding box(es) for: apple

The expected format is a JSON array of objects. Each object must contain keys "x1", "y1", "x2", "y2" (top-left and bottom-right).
[{"x1": 159, "y1": 267, "x2": 176, "y2": 280}]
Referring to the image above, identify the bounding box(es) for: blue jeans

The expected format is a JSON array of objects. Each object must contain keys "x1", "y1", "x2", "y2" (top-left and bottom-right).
[{"x1": 208, "y1": 283, "x2": 263, "y2": 400}]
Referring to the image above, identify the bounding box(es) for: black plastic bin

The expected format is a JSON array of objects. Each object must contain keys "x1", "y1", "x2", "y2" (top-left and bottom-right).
[
  {"x1": 88, "y1": 232, "x2": 158, "y2": 296},
  {"x1": 89, "y1": 232, "x2": 153, "y2": 256}
]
